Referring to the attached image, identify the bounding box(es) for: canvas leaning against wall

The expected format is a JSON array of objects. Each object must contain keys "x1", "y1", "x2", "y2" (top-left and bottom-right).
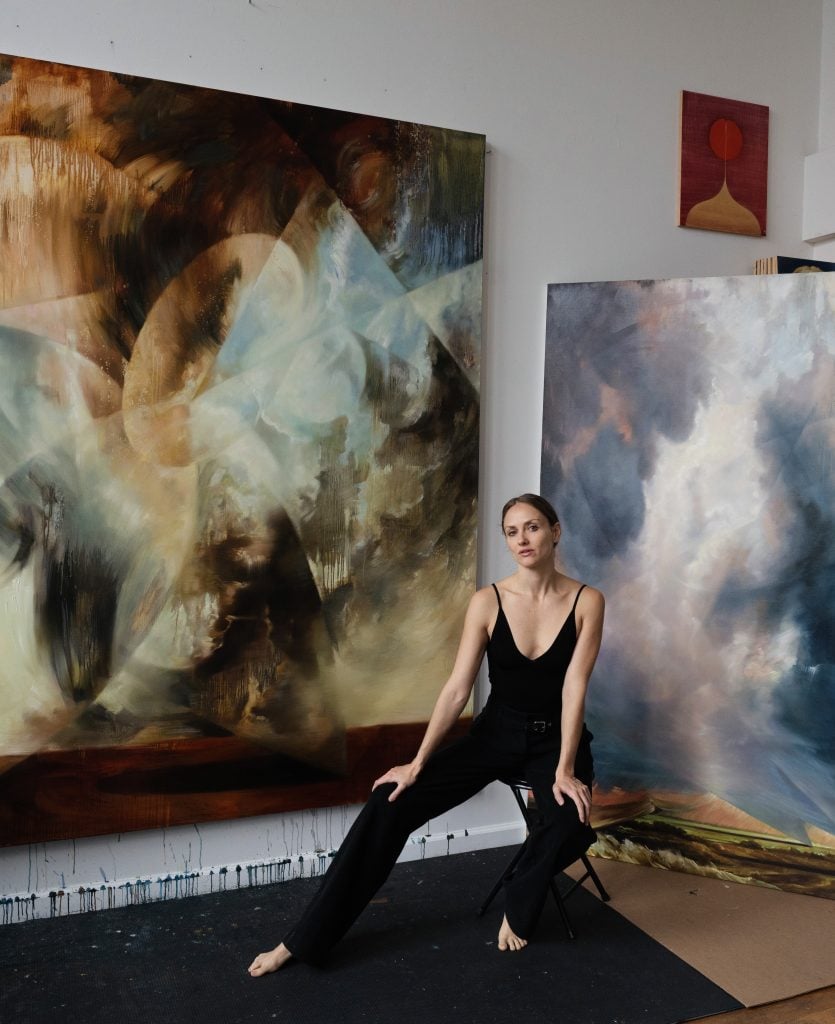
[
  {"x1": 542, "y1": 274, "x2": 835, "y2": 898},
  {"x1": 0, "y1": 53, "x2": 484, "y2": 845}
]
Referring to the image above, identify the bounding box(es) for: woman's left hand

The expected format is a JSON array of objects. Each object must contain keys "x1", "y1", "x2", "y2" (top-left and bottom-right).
[{"x1": 552, "y1": 771, "x2": 592, "y2": 825}]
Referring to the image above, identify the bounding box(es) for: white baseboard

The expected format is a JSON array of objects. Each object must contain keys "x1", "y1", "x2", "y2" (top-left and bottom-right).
[{"x1": 0, "y1": 819, "x2": 525, "y2": 925}]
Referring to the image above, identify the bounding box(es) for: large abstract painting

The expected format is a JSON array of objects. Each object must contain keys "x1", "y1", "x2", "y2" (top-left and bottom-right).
[
  {"x1": 542, "y1": 274, "x2": 835, "y2": 897},
  {"x1": 0, "y1": 53, "x2": 484, "y2": 844}
]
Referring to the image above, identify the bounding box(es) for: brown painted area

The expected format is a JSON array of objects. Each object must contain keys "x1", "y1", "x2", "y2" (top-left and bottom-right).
[{"x1": 0, "y1": 719, "x2": 471, "y2": 847}]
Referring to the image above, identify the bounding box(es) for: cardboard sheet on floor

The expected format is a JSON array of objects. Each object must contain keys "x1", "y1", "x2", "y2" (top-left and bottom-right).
[{"x1": 566, "y1": 857, "x2": 835, "y2": 1007}]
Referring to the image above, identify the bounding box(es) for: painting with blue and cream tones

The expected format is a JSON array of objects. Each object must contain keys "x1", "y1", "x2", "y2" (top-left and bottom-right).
[
  {"x1": 0, "y1": 53, "x2": 483, "y2": 844},
  {"x1": 542, "y1": 274, "x2": 835, "y2": 897}
]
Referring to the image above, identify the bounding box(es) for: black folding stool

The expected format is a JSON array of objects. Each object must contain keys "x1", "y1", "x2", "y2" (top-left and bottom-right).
[{"x1": 478, "y1": 777, "x2": 611, "y2": 939}]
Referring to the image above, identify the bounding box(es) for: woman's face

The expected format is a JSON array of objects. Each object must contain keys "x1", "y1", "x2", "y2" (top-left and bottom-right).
[{"x1": 501, "y1": 502, "x2": 560, "y2": 567}]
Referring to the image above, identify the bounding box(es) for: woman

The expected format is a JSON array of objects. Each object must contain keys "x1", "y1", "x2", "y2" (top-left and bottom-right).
[{"x1": 248, "y1": 493, "x2": 604, "y2": 974}]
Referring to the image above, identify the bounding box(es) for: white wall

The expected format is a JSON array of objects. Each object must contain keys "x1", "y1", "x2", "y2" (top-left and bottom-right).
[
  {"x1": 809, "y1": 0, "x2": 835, "y2": 256},
  {"x1": 0, "y1": 0, "x2": 825, "y2": 917},
  {"x1": 816, "y1": 0, "x2": 835, "y2": 151}
]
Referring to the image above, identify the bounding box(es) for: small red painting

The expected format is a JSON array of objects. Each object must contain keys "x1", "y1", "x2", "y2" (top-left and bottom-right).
[{"x1": 679, "y1": 90, "x2": 769, "y2": 236}]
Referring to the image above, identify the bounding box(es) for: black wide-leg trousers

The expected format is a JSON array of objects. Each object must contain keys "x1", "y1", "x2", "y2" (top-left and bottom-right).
[{"x1": 283, "y1": 700, "x2": 595, "y2": 964}]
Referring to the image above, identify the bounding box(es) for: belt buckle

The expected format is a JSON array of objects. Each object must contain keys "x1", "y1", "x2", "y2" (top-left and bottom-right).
[{"x1": 530, "y1": 719, "x2": 548, "y2": 734}]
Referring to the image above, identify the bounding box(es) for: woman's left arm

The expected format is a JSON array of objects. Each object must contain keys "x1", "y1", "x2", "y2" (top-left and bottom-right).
[{"x1": 553, "y1": 587, "x2": 605, "y2": 824}]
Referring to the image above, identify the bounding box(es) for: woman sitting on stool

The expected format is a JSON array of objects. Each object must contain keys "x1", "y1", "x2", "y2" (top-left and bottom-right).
[{"x1": 248, "y1": 492, "x2": 604, "y2": 974}]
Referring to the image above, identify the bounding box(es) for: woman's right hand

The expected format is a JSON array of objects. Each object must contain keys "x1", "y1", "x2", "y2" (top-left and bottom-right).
[{"x1": 372, "y1": 762, "x2": 421, "y2": 802}]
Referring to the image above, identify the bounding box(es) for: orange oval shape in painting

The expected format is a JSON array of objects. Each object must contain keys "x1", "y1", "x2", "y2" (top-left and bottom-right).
[{"x1": 709, "y1": 118, "x2": 743, "y2": 161}]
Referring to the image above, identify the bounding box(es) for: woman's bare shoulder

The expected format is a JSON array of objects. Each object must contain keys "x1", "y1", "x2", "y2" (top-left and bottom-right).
[
  {"x1": 471, "y1": 583, "x2": 500, "y2": 608},
  {"x1": 577, "y1": 584, "x2": 605, "y2": 616},
  {"x1": 462, "y1": 585, "x2": 500, "y2": 631}
]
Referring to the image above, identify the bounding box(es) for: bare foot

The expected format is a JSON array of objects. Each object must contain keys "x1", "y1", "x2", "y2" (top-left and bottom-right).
[
  {"x1": 497, "y1": 914, "x2": 528, "y2": 952},
  {"x1": 248, "y1": 943, "x2": 293, "y2": 976}
]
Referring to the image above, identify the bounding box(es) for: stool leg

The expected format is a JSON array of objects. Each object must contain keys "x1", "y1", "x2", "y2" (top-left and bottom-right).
[
  {"x1": 582, "y1": 854, "x2": 611, "y2": 902},
  {"x1": 511, "y1": 785, "x2": 531, "y2": 818},
  {"x1": 548, "y1": 879, "x2": 576, "y2": 940}
]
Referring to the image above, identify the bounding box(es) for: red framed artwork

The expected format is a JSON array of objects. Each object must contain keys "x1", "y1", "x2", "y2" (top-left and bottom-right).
[{"x1": 679, "y1": 90, "x2": 769, "y2": 236}]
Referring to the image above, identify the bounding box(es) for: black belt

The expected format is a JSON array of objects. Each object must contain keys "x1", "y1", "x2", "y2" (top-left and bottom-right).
[{"x1": 481, "y1": 699, "x2": 557, "y2": 734}]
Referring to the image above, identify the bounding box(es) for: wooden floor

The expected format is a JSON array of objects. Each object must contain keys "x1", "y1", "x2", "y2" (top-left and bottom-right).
[{"x1": 700, "y1": 986, "x2": 835, "y2": 1023}]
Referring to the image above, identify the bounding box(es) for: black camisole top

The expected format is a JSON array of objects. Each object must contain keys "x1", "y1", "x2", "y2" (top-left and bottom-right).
[{"x1": 485, "y1": 582, "x2": 586, "y2": 715}]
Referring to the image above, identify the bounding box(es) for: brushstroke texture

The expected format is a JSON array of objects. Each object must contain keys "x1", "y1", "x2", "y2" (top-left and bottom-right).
[
  {"x1": 542, "y1": 274, "x2": 835, "y2": 848},
  {"x1": 0, "y1": 53, "x2": 483, "y2": 834}
]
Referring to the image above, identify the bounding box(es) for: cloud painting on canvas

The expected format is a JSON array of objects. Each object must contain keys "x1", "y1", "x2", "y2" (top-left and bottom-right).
[{"x1": 542, "y1": 274, "x2": 835, "y2": 896}]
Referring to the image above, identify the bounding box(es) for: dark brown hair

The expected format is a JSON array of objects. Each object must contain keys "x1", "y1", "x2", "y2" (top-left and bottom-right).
[{"x1": 501, "y1": 493, "x2": 560, "y2": 531}]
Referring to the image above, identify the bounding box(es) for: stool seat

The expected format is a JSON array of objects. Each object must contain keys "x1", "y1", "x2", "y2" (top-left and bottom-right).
[{"x1": 478, "y1": 777, "x2": 611, "y2": 940}]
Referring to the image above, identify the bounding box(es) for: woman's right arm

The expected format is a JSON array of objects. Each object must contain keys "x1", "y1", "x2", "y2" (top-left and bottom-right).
[{"x1": 372, "y1": 587, "x2": 493, "y2": 801}]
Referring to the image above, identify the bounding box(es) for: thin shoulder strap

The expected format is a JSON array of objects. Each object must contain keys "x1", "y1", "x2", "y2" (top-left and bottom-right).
[
  {"x1": 570, "y1": 583, "x2": 587, "y2": 616},
  {"x1": 491, "y1": 582, "x2": 503, "y2": 609}
]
